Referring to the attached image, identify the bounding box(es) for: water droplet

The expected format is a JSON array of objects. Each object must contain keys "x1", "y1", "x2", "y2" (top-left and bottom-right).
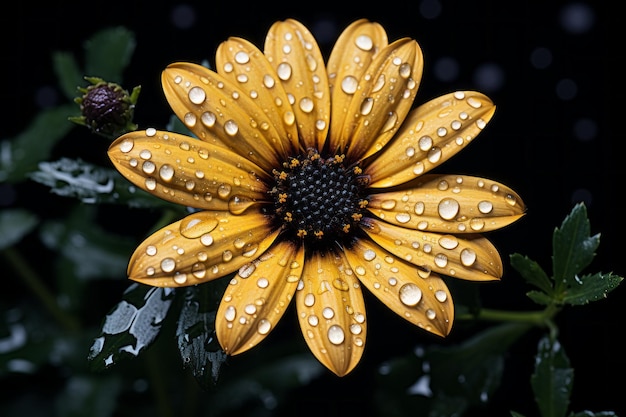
[
  {"x1": 399, "y1": 283, "x2": 422, "y2": 306},
  {"x1": 438, "y1": 198, "x2": 460, "y2": 220},
  {"x1": 180, "y1": 216, "x2": 218, "y2": 238},
  {"x1": 146, "y1": 127, "x2": 157, "y2": 137},
  {"x1": 277, "y1": 62, "x2": 292, "y2": 80},
  {"x1": 188, "y1": 86, "x2": 206, "y2": 104},
  {"x1": 418, "y1": 135, "x2": 433, "y2": 151},
  {"x1": 299, "y1": 97, "x2": 314, "y2": 113},
  {"x1": 198, "y1": 112, "x2": 216, "y2": 129},
  {"x1": 435, "y1": 290, "x2": 447, "y2": 302},
  {"x1": 478, "y1": 200, "x2": 494, "y2": 214},
  {"x1": 341, "y1": 75, "x2": 358, "y2": 94},
  {"x1": 120, "y1": 139, "x2": 134, "y2": 153},
  {"x1": 434, "y1": 253, "x2": 448, "y2": 268},
  {"x1": 225, "y1": 306, "x2": 236, "y2": 321},
  {"x1": 161, "y1": 258, "x2": 176, "y2": 273},
  {"x1": 438, "y1": 235, "x2": 459, "y2": 250},
  {"x1": 304, "y1": 293, "x2": 315, "y2": 307},
  {"x1": 360, "y1": 97, "x2": 374, "y2": 115},
  {"x1": 257, "y1": 319, "x2": 271, "y2": 334},
  {"x1": 327, "y1": 325, "x2": 345, "y2": 345},
  {"x1": 460, "y1": 248, "x2": 477, "y2": 266},
  {"x1": 159, "y1": 164, "x2": 175, "y2": 182},
  {"x1": 322, "y1": 307, "x2": 335, "y2": 319},
  {"x1": 217, "y1": 184, "x2": 232, "y2": 199},
  {"x1": 355, "y1": 34, "x2": 373, "y2": 51},
  {"x1": 234, "y1": 51, "x2": 250, "y2": 64},
  {"x1": 224, "y1": 120, "x2": 239, "y2": 136}
]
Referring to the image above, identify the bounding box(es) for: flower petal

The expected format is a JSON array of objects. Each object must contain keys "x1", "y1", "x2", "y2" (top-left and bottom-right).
[
  {"x1": 264, "y1": 19, "x2": 330, "y2": 151},
  {"x1": 296, "y1": 249, "x2": 367, "y2": 376},
  {"x1": 108, "y1": 129, "x2": 269, "y2": 212},
  {"x1": 338, "y1": 38, "x2": 423, "y2": 162},
  {"x1": 365, "y1": 91, "x2": 495, "y2": 188},
  {"x1": 127, "y1": 209, "x2": 279, "y2": 287},
  {"x1": 327, "y1": 19, "x2": 388, "y2": 154},
  {"x1": 215, "y1": 37, "x2": 300, "y2": 154},
  {"x1": 361, "y1": 217, "x2": 503, "y2": 281},
  {"x1": 343, "y1": 237, "x2": 453, "y2": 337},
  {"x1": 367, "y1": 174, "x2": 526, "y2": 233},
  {"x1": 216, "y1": 240, "x2": 304, "y2": 355},
  {"x1": 162, "y1": 62, "x2": 285, "y2": 171}
]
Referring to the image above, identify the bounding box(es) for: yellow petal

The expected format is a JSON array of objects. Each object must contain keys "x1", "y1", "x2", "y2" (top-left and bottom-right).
[
  {"x1": 343, "y1": 237, "x2": 453, "y2": 337},
  {"x1": 340, "y1": 38, "x2": 423, "y2": 162},
  {"x1": 215, "y1": 37, "x2": 300, "y2": 154},
  {"x1": 264, "y1": 19, "x2": 330, "y2": 151},
  {"x1": 327, "y1": 19, "x2": 388, "y2": 154},
  {"x1": 296, "y1": 249, "x2": 367, "y2": 376},
  {"x1": 365, "y1": 91, "x2": 496, "y2": 188},
  {"x1": 108, "y1": 129, "x2": 269, "y2": 212},
  {"x1": 367, "y1": 174, "x2": 526, "y2": 233},
  {"x1": 127, "y1": 210, "x2": 279, "y2": 287},
  {"x1": 162, "y1": 62, "x2": 285, "y2": 171},
  {"x1": 361, "y1": 217, "x2": 503, "y2": 281},
  {"x1": 216, "y1": 240, "x2": 304, "y2": 355}
]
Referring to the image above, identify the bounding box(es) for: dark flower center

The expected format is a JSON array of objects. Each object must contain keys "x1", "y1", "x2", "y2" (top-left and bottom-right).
[{"x1": 269, "y1": 149, "x2": 369, "y2": 245}]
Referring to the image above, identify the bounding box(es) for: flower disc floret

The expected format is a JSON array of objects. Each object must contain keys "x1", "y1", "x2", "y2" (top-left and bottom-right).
[{"x1": 270, "y1": 149, "x2": 369, "y2": 244}]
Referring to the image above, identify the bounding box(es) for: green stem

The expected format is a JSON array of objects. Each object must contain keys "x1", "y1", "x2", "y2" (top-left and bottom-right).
[
  {"x1": 457, "y1": 306, "x2": 559, "y2": 327},
  {"x1": 4, "y1": 247, "x2": 80, "y2": 332}
]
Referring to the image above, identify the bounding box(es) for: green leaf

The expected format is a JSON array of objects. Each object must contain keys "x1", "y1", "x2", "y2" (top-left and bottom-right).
[
  {"x1": 531, "y1": 335, "x2": 573, "y2": 417},
  {"x1": 176, "y1": 284, "x2": 228, "y2": 389},
  {"x1": 559, "y1": 272, "x2": 623, "y2": 306},
  {"x1": 553, "y1": 203, "x2": 599, "y2": 291},
  {"x1": 511, "y1": 253, "x2": 553, "y2": 294},
  {"x1": 0, "y1": 103, "x2": 76, "y2": 183},
  {"x1": 52, "y1": 51, "x2": 84, "y2": 100},
  {"x1": 88, "y1": 283, "x2": 175, "y2": 371},
  {"x1": 84, "y1": 27, "x2": 135, "y2": 83},
  {"x1": 0, "y1": 209, "x2": 39, "y2": 250},
  {"x1": 428, "y1": 322, "x2": 531, "y2": 403},
  {"x1": 526, "y1": 290, "x2": 554, "y2": 306},
  {"x1": 30, "y1": 157, "x2": 185, "y2": 210}
]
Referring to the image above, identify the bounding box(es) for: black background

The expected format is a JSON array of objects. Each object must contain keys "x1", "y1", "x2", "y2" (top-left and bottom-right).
[{"x1": 2, "y1": 1, "x2": 623, "y2": 416}]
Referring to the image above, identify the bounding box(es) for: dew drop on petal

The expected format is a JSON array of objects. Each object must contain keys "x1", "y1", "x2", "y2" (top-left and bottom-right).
[
  {"x1": 435, "y1": 290, "x2": 448, "y2": 303},
  {"x1": 120, "y1": 139, "x2": 134, "y2": 153},
  {"x1": 478, "y1": 200, "x2": 494, "y2": 214},
  {"x1": 161, "y1": 258, "x2": 176, "y2": 273},
  {"x1": 460, "y1": 248, "x2": 477, "y2": 266},
  {"x1": 399, "y1": 283, "x2": 422, "y2": 306},
  {"x1": 341, "y1": 76, "x2": 358, "y2": 94},
  {"x1": 225, "y1": 306, "x2": 236, "y2": 321},
  {"x1": 159, "y1": 164, "x2": 175, "y2": 182},
  {"x1": 355, "y1": 34, "x2": 373, "y2": 51},
  {"x1": 322, "y1": 307, "x2": 335, "y2": 319},
  {"x1": 327, "y1": 325, "x2": 345, "y2": 345},
  {"x1": 257, "y1": 319, "x2": 271, "y2": 335},
  {"x1": 188, "y1": 86, "x2": 206, "y2": 104},
  {"x1": 438, "y1": 198, "x2": 460, "y2": 220}
]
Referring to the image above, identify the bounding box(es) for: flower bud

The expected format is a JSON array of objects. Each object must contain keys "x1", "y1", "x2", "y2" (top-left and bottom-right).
[{"x1": 71, "y1": 77, "x2": 141, "y2": 139}]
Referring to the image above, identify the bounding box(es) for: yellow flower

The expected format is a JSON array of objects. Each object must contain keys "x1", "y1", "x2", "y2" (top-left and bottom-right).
[{"x1": 108, "y1": 19, "x2": 525, "y2": 376}]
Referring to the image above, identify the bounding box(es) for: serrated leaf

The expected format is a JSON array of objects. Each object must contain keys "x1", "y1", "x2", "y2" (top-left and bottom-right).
[
  {"x1": 526, "y1": 290, "x2": 554, "y2": 306},
  {"x1": 0, "y1": 103, "x2": 76, "y2": 183},
  {"x1": 560, "y1": 272, "x2": 623, "y2": 306},
  {"x1": 53, "y1": 51, "x2": 84, "y2": 100},
  {"x1": 88, "y1": 283, "x2": 175, "y2": 370},
  {"x1": 176, "y1": 285, "x2": 228, "y2": 389},
  {"x1": 84, "y1": 27, "x2": 135, "y2": 83},
  {"x1": 511, "y1": 253, "x2": 553, "y2": 294},
  {"x1": 531, "y1": 335, "x2": 573, "y2": 417},
  {"x1": 553, "y1": 203, "x2": 599, "y2": 291},
  {"x1": 0, "y1": 209, "x2": 39, "y2": 250}
]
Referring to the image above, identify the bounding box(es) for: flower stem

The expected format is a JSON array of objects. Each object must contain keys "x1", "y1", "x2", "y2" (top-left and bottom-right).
[
  {"x1": 457, "y1": 305, "x2": 559, "y2": 327},
  {"x1": 4, "y1": 247, "x2": 80, "y2": 332}
]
